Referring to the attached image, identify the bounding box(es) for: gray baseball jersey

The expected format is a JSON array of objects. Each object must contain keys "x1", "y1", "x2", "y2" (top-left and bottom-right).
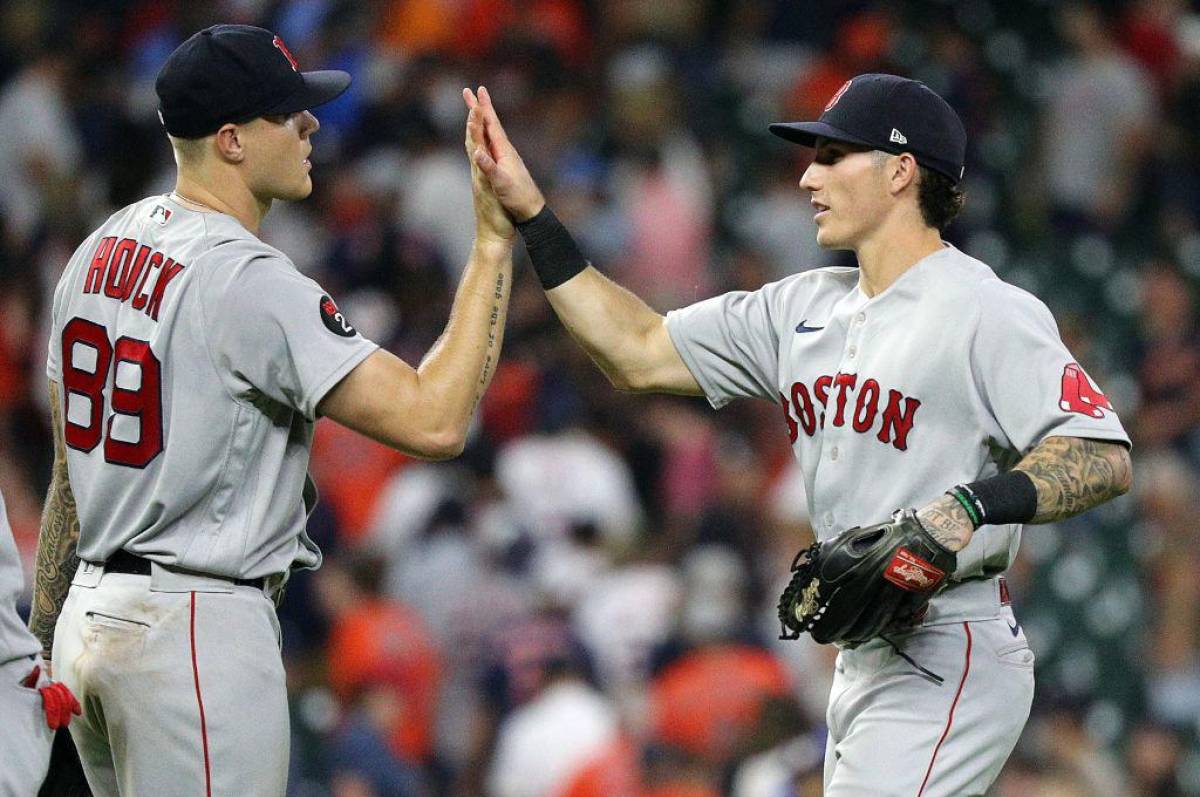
[
  {"x1": 0, "y1": 488, "x2": 54, "y2": 795},
  {"x1": 46, "y1": 195, "x2": 378, "y2": 579},
  {"x1": 666, "y1": 244, "x2": 1129, "y2": 619},
  {"x1": 0, "y1": 489, "x2": 40, "y2": 666}
]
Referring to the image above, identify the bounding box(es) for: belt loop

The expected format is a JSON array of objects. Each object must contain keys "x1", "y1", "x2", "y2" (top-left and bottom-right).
[{"x1": 998, "y1": 576, "x2": 1011, "y2": 607}]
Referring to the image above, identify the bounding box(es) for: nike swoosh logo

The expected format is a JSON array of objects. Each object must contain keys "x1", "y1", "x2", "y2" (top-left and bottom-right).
[
  {"x1": 795, "y1": 319, "x2": 824, "y2": 333},
  {"x1": 1007, "y1": 620, "x2": 1021, "y2": 637}
]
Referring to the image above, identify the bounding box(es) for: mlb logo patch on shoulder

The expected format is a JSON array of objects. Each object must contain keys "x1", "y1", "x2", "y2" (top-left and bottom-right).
[
  {"x1": 883, "y1": 547, "x2": 945, "y2": 592},
  {"x1": 149, "y1": 205, "x2": 172, "y2": 226}
]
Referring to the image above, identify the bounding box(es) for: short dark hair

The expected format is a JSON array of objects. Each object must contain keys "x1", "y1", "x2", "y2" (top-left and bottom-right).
[{"x1": 918, "y1": 166, "x2": 965, "y2": 231}]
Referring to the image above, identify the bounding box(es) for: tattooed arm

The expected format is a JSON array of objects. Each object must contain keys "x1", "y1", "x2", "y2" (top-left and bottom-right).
[
  {"x1": 916, "y1": 436, "x2": 1132, "y2": 552},
  {"x1": 1015, "y1": 436, "x2": 1132, "y2": 522},
  {"x1": 28, "y1": 381, "x2": 80, "y2": 664}
]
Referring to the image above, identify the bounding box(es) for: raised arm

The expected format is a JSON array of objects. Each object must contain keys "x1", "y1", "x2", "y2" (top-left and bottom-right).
[
  {"x1": 916, "y1": 436, "x2": 1133, "y2": 552},
  {"x1": 465, "y1": 86, "x2": 700, "y2": 396},
  {"x1": 317, "y1": 92, "x2": 514, "y2": 458},
  {"x1": 28, "y1": 381, "x2": 81, "y2": 666}
]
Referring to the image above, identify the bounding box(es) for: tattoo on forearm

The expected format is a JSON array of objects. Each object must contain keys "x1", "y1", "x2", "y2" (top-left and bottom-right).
[
  {"x1": 474, "y1": 271, "x2": 506, "y2": 399},
  {"x1": 28, "y1": 388, "x2": 81, "y2": 656},
  {"x1": 1016, "y1": 436, "x2": 1131, "y2": 524},
  {"x1": 916, "y1": 494, "x2": 973, "y2": 552}
]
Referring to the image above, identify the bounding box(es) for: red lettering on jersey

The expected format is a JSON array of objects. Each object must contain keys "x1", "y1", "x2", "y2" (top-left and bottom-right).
[
  {"x1": 813, "y1": 374, "x2": 833, "y2": 428},
  {"x1": 831, "y1": 372, "x2": 858, "y2": 427},
  {"x1": 80, "y1": 234, "x2": 185, "y2": 322},
  {"x1": 121, "y1": 245, "x2": 152, "y2": 300},
  {"x1": 131, "y1": 252, "x2": 164, "y2": 310},
  {"x1": 84, "y1": 237, "x2": 116, "y2": 294},
  {"x1": 791, "y1": 381, "x2": 817, "y2": 436},
  {"x1": 853, "y1": 378, "x2": 880, "y2": 432},
  {"x1": 878, "y1": 390, "x2": 921, "y2": 451},
  {"x1": 779, "y1": 393, "x2": 798, "y2": 443},
  {"x1": 781, "y1": 376, "x2": 920, "y2": 451},
  {"x1": 1059, "y1": 363, "x2": 1112, "y2": 418},
  {"x1": 145, "y1": 259, "x2": 186, "y2": 321},
  {"x1": 104, "y1": 239, "x2": 138, "y2": 299}
]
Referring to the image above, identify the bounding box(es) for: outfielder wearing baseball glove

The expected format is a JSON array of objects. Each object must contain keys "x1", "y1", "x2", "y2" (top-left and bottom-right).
[{"x1": 777, "y1": 509, "x2": 957, "y2": 646}]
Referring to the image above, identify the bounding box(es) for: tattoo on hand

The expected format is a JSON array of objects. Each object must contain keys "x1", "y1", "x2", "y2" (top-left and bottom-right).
[
  {"x1": 916, "y1": 495, "x2": 974, "y2": 552},
  {"x1": 1016, "y1": 436, "x2": 1131, "y2": 523}
]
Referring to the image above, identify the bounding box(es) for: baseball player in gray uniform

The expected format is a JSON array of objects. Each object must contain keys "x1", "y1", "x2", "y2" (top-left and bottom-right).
[
  {"x1": 1, "y1": 488, "x2": 81, "y2": 795},
  {"x1": 27, "y1": 25, "x2": 515, "y2": 796},
  {"x1": 464, "y1": 75, "x2": 1132, "y2": 795}
]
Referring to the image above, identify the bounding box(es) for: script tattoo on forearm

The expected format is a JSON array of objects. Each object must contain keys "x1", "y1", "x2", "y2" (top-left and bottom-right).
[
  {"x1": 28, "y1": 388, "x2": 81, "y2": 656},
  {"x1": 1015, "y1": 436, "x2": 1132, "y2": 524},
  {"x1": 474, "y1": 271, "x2": 506, "y2": 401},
  {"x1": 916, "y1": 494, "x2": 974, "y2": 552}
]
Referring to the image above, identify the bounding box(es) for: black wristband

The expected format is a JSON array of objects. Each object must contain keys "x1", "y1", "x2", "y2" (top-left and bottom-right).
[
  {"x1": 515, "y1": 206, "x2": 589, "y2": 290},
  {"x1": 948, "y1": 471, "x2": 1038, "y2": 528}
]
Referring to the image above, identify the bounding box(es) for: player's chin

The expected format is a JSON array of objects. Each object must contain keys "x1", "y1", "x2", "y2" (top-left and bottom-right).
[
  {"x1": 282, "y1": 176, "x2": 314, "y2": 201},
  {"x1": 814, "y1": 225, "x2": 847, "y2": 250}
]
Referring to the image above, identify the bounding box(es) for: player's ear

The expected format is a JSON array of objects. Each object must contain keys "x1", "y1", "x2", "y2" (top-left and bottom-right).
[
  {"x1": 888, "y1": 153, "x2": 919, "y2": 195},
  {"x1": 214, "y1": 123, "x2": 246, "y2": 164}
]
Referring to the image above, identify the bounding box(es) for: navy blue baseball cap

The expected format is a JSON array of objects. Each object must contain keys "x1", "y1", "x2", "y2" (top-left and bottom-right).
[
  {"x1": 769, "y1": 73, "x2": 967, "y2": 183},
  {"x1": 156, "y1": 24, "x2": 351, "y2": 139}
]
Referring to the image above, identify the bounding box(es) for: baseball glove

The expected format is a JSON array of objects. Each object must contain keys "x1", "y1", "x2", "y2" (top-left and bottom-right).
[{"x1": 777, "y1": 509, "x2": 957, "y2": 646}]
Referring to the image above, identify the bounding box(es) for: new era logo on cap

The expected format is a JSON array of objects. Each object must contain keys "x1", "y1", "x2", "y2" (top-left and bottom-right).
[{"x1": 889, "y1": 128, "x2": 907, "y2": 145}]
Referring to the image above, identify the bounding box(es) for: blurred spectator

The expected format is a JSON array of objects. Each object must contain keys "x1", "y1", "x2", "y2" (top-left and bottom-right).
[
  {"x1": 483, "y1": 610, "x2": 616, "y2": 797},
  {"x1": 1130, "y1": 261, "x2": 1200, "y2": 460},
  {"x1": 495, "y1": 422, "x2": 644, "y2": 545},
  {"x1": 730, "y1": 697, "x2": 823, "y2": 797},
  {"x1": 572, "y1": 550, "x2": 681, "y2": 695},
  {"x1": 317, "y1": 556, "x2": 441, "y2": 768},
  {"x1": 0, "y1": 44, "x2": 82, "y2": 246},
  {"x1": 1135, "y1": 452, "x2": 1200, "y2": 729},
  {"x1": 328, "y1": 698, "x2": 428, "y2": 797},
  {"x1": 1126, "y1": 722, "x2": 1188, "y2": 797},
  {"x1": 647, "y1": 645, "x2": 792, "y2": 766},
  {"x1": 1036, "y1": 705, "x2": 1129, "y2": 796},
  {"x1": 1042, "y1": 2, "x2": 1156, "y2": 236}
]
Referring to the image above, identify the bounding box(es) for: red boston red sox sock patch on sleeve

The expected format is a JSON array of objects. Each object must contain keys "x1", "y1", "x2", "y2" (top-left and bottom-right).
[{"x1": 883, "y1": 547, "x2": 946, "y2": 592}]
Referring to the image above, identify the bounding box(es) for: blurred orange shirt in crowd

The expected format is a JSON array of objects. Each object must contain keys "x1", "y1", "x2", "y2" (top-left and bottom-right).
[
  {"x1": 311, "y1": 419, "x2": 409, "y2": 543},
  {"x1": 326, "y1": 598, "x2": 441, "y2": 762},
  {"x1": 649, "y1": 645, "x2": 792, "y2": 763}
]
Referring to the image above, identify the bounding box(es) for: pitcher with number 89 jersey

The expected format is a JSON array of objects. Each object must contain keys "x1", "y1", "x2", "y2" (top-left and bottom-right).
[{"x1": 46, "y1": 195, "x2": 376, "y2": 582}]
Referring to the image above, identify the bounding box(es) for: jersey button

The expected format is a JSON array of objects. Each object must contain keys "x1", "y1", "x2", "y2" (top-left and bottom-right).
[
  {"x1": 830, "y1": 446, "x2": 839, "y2": 460},
  {"x1": 856, "y1": 312, "x2": 866, "y2": 324},
  {"x1": 848, "y1": 345, "x2": 857, "y2": 359},
  {"x1": 824, "y1": 513, "x2": 834, "y2": 528}
]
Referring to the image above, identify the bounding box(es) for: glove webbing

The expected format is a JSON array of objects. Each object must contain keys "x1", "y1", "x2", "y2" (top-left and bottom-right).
[{"x1": 777, "y1": 542, "x2": 820, "y2": 640}]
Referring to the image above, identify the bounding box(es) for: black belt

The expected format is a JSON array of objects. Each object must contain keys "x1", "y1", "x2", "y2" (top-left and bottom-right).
[{"x1": 100, "y1": 549, "x2": 266, "y2": 590}]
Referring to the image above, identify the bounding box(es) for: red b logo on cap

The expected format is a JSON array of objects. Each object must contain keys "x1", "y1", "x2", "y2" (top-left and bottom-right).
[
  {"x1": 824, "y1": 79, "x2": 853, "y2": 112},
  {"x1": 273, "y1": 35, "x2": 299, "y2": 72}
]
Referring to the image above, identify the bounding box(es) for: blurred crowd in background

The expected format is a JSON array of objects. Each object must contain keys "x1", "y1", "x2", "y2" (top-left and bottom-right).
[{"x1": 2, "y1": 0, "x2": 1200, "y2": 794}]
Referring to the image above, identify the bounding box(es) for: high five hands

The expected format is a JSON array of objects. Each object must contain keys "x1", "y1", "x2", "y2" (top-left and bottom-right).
[
  {"x1": 462, "y1": 86, "x2": 546, "y2": 223},
  {"x1": 464, "y1": 86, "x2": 516, "y2": 245}
]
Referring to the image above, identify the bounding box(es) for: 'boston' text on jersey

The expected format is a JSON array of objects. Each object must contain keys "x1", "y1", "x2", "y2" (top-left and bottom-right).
[
  {"x1": 81, "y1": 236, "x2": 186, "y2": 321},
  {"x1": 779, "y1": 372, "x2": 921, "y2": 450}
]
